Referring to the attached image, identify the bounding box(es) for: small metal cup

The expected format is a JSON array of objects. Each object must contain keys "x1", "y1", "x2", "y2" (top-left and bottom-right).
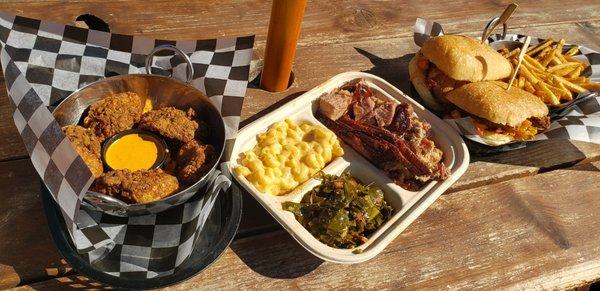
[
  {"x1": 101, "y1": 129, "x2": 169, "y2": 172},
  {"x1": 53, "y1": 45, "x2": 226, "y2": 216}
]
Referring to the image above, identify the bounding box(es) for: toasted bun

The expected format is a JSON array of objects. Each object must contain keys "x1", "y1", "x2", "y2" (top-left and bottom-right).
[
  {"x1": 408, "y1": 52, "x2": 444, "y2": 111},
  {"x1": 421, "y1": 35, "x2": 512, "y2": 82},
  {"x1": 445, "y1": 81, "x2": 548, "y2": 127}
]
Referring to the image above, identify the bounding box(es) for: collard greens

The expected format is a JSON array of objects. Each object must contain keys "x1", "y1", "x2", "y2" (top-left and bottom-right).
[{"x1": 282, "y1": 172, "x2": 394, "y2": 248}]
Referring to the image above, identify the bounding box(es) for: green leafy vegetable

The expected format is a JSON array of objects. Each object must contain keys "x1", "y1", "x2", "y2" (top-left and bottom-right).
[{"x1": 282, "y1": 172, "x2": 394, "y2": 248}]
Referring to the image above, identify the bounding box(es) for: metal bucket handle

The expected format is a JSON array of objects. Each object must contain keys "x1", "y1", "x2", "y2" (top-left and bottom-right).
[
  {"x1": 145, "y1": 44, "x2": 195, "y2": 84},
  {"x1": 481, "y1": 16, "x2": 508, "y2": 43},
  {"x1": 84, "y1": 191, "x2": 129, "y2": 215}
]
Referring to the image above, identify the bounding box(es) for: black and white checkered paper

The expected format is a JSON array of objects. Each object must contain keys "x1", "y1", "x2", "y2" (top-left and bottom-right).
[
  {"x1": 414, "y1": 18, "x2": 600, "y2": 146},
  {"x1": 0, "y1": 12, "x2": 253, "y2": 278}
]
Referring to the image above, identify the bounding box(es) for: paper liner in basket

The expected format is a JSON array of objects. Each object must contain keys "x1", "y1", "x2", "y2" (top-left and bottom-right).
[
  {"x1": 0, "y1": 12, "x2": 253, "y2": 278},
  {"x1": 413, "y1": 18, "x2": 600, "y2": 146}
]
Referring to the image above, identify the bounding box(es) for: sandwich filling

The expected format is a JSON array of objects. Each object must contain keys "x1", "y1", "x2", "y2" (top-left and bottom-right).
[
  {"x1": 451, "y1": 109, "x2": 550, "y2": 140},
  {"x1": 426, "y1": 63, "x2": 469, "y2": 103},
  {"x1": 472, "y1": 115, "x2": 550, "y2": 140}
]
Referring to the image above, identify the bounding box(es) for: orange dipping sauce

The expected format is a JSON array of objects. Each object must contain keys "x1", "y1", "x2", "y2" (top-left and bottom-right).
[{"x1": 105, "y1": 133, "x2": 161, "y2": 171}]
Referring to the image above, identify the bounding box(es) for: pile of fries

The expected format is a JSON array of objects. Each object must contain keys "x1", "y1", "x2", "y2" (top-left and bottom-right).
[{"x1": 499, "y1": 38, "x2": 600, "y2": 106}]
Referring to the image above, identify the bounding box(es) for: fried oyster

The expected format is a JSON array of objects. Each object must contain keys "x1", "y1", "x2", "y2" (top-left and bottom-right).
[
  {"x1": 91, "y1": 169, "x2": 179, "y2": 204},
  {"x1": 139, "y1": 107, "x2": 203, "y2": 143},
  {"x1": 83, "y1": 92, "x2": 144, "y2": 141},
  {"x1": 176, "y1": 140, "x2": 216, "y2": 186},
  {"x1": 63, "y1": 125, "x2": 103, "y2": 177}
]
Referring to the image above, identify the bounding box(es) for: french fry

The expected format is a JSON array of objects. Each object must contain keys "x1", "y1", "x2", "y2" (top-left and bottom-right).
[
  {"x1": 518, "y1": 65, "x2": 540, "y2": 85},
  {"x1": 547, "y1": 62, "x2": 580, "y2": 73},
  {"x1": 554, "y1": 39, "x2": 570, "y2": 63},
  {"x1": 551, "y1": 56, "x2": 563, "y2": 65},
  {"x1": 535, "y1": 81, "x2": 560, "y2": 105},
  {"x1": 500, "y1": 36, "x2": 596, "y2": 105},
  {"x1": 524, "y1": 80, "x2": 536, "y2": 93},
  {"x1": 518, "y1": 76, "x2": 525, "y2": 88},
  {"x1": 523, "y1": 54, "x2": 546, "y2": 71},
  {"x1": 565, "y1": 55, "x2": 588, "y2": 65},
  {"x1": 554, "y1": 79, "x2": 573, "y2": 100},
  {"x1": 540, "y1": 49, "x2": 556, "y2": 67},
  {"x1": 556, "y1": 53, "x2": 569, "y2": 64},
  {"x1": 552, "y1": 68, "x2": 577, "y2": 77},
  {"x1": 556, "y1": 39, "x2": 565, "y2": 55},
  {"x1": 545, "y1": 82, "x2": 571, "y2": 100},
  {"x1": 569, "y1": 76, "x2": 589, "y2": 84},
  {"x1": 521, "y1": 59, "x2": 545, "y2": 74},
  {"x1": 553, "y1": 75, "x2": 587, "y2": 94},
  {"x1": 499, "y1": 48, "x2": 510, "y2": 56},
  {"x1": 505, "y1": 48, "x2": 521, "y2": 59},
  {"x1": 537, "y1": 47, "x2": 552, "y2": 61},
  {"x1": 535, "y1": 90, "x2": 556, "y2": 104},
  {"x1": 527, "y1": 38, "x2": 554, "y2": 56},
  {"x1": 581, "y1": 82, "x2": 600, "y2": 91},
  {"x1": 537, "y1": 73, "x2": 553, "y2": 84},
  {"x1": 565, "y1": 46, "x2": 580, "y2": 56},
  {"x1": 566, "y1": 66, "x2": 582, "y2": 78}
]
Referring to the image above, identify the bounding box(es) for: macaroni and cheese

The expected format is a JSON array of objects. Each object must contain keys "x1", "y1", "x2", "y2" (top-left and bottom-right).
[{"x1": 235, "y1": 119, "x2": 344, "y2": 195}]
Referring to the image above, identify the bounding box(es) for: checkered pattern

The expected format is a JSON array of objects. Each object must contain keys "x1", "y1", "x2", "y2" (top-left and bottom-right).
[
  {"x1": 0, "y1": 12, "x2": 253, "y2": 279},
  {"x1": 78, "y1": 170, "x2": 232, "y2": 277},
  {"x1": 0, "y1": 13, "x2": 94, "y2": 236},
  {"x1": 414, "y1": 18, "x2": 600, "y2": 147}
]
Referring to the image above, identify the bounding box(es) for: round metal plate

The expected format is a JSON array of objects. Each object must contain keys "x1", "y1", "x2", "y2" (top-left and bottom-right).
[{"x1": 41, "y1": 183, "x2": 242, "y2": 289}]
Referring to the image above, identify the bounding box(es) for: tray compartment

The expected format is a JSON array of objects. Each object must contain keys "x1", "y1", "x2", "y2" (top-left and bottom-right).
[{"x1": 228, "y1": 72, "x2": 469, "y2": 263}]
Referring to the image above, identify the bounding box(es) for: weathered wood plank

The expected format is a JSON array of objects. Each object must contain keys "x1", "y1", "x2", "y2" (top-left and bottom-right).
[
  {"x1": 0, "y1": 76, "x2": 26, "y2": 161},
  {"x1": 1, "y1": 1, "x2": 600, "y2": 288},
  {"x1": 21, "y1": 161, "x2": 600, "y2": 290},
  {"x1": 241, "y1": 21, "x2": 600, "y2": 192},
  {"x1": 1, "y1": 139, "x2": 599, "y2": 288},
  {"x1": 3, "y1": 20, "x2": 599, "y2": 166},
  {"x1": 1, "y1": 11, "x2": 599, "y2": 165},
  {"x1": 238, "y1": 138, "x2": 600, "y2": 235},
  {"x1": 0, "y1": 0, "x2": 598, "y2": 46},
  {"x1": 2, "y1": 132, "x2": 599, "y2": 287},
  {"x1": 449, "y1": 139, "x2": 600, "y2": 193},
  {"x1": 3, "y1": 21, "x2": 600, "y2": 287},
  {"x1": 0, "y1": 159, "x2": 71, "y2": 289},
  {"x1": 0, "y1": 157, "x2": 278, "y2": 287}
]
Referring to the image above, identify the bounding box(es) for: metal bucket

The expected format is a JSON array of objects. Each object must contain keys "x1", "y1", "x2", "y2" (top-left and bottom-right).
[{"x1": 52, "y1": 45, "x2": 226, "y2": 216}]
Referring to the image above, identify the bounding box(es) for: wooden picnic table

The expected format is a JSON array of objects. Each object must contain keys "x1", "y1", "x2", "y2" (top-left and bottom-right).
[{"x1": 1, "y1": 0, "x2": 600, "y2": 289}]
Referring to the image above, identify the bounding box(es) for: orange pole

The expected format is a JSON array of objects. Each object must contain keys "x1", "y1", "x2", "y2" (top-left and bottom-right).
[{"x1": 260, "y1": 0, "x2": 307, "y2": 92}]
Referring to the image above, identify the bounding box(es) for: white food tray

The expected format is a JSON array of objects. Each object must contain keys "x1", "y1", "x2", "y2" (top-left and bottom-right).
[{"x1": 227, "y1": 72, "x2": 469, "y2": 263}]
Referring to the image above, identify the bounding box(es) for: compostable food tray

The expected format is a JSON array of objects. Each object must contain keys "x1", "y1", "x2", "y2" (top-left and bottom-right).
[{"x1": 228, "y1": 72, "x2": 469, "y2": 264}]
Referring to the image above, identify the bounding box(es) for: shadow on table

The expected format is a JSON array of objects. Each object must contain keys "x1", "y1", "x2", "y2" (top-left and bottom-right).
[
  {"x1": 27, "y1": 274, "x2": 114, "y2": 290},
  {"x1": 0, "y1": 160, "x2": 77, "y2": 289},
  {"x1": 232, "y1": 87, "x2": 323, "y2": 278},
  {"x1": 240, "y1": 90, "x2": 307, "y2": 128},
  {"x1": 230, "y1": 230, "x2": 323, "y2": 279},
  {"x1": 470, "y1": 139, "x2": 600, "y2": 172},
  {"x1": 353, "y1": 47, "x2": 600, "y2": 172},
  {"x1": 354, "y1": 47, "x2": 415, "y2": 95}
]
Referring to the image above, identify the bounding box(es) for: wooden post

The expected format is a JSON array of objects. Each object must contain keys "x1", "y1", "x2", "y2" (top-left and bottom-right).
[{"x1": 260, "y1": 0, "x2": 307, "y2": 92}]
